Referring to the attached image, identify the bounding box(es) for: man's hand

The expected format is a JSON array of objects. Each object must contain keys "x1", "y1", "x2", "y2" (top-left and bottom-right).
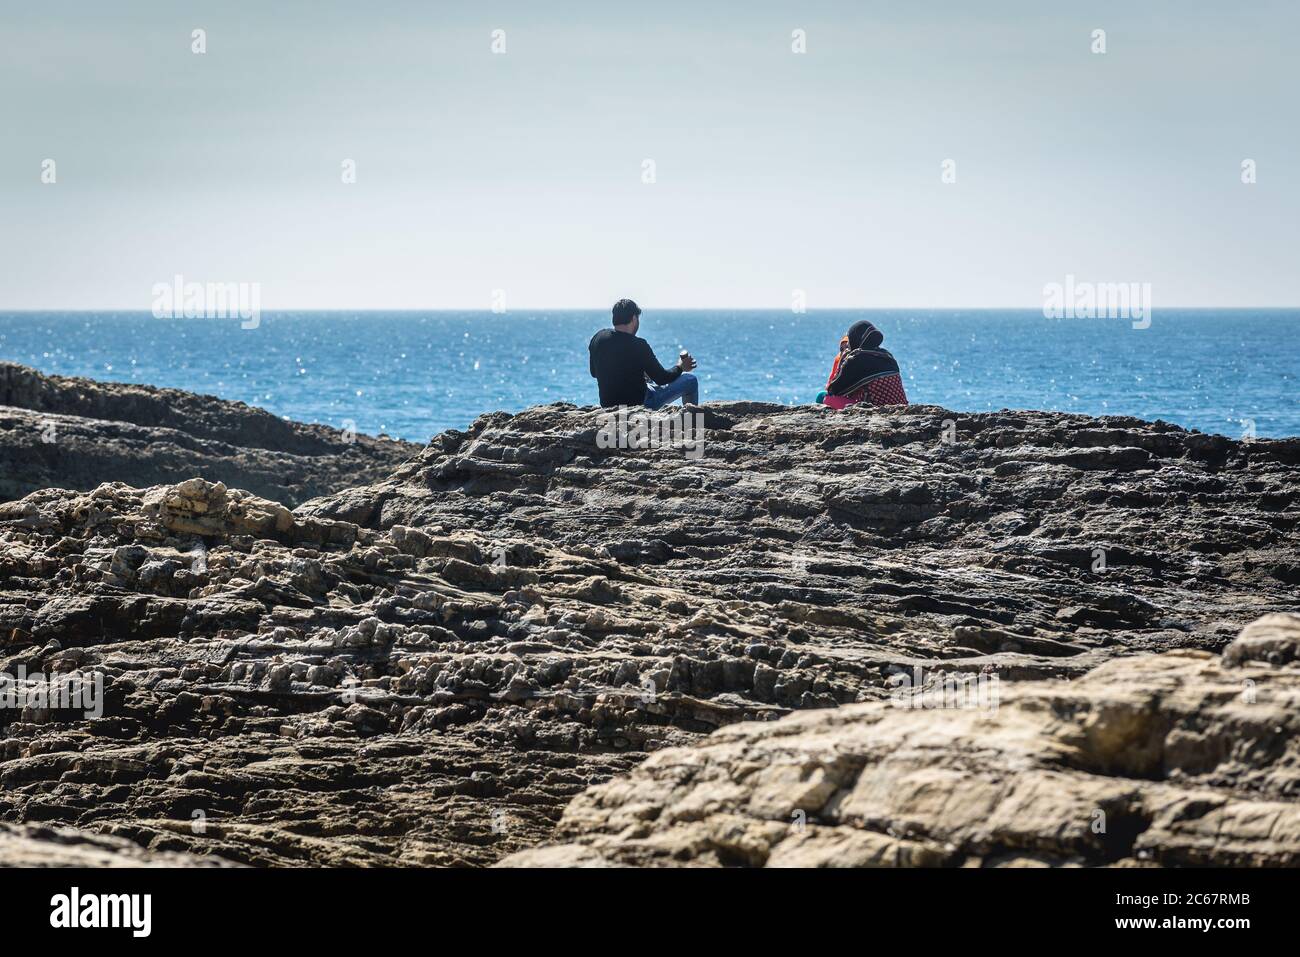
[{"x1": 678, "y1": 350, "x2": 697, "y2": 372}]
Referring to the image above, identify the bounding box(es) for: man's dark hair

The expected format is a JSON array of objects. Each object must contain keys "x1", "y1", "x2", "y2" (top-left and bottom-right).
[{"x1": 612, "y1": 298, "x2": 641, "y2": 327}]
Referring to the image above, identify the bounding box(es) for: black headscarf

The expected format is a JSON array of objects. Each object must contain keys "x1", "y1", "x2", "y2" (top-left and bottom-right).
[
  {"x1": 827, "y1": 321, "x2": 899, "y2": 397},
  {"x1": 846, "y1": 320, "x2": 884, "y2": 351}
]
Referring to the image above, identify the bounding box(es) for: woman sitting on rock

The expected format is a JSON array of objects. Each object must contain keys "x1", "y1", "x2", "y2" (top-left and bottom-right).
[{"x1": 816, "y1": 320, "x2": 909, "y2": 409}]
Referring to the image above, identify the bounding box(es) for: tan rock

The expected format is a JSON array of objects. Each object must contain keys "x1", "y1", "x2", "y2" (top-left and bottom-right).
[
  {"x1": 1223, "y1": 612, "x2": 1300, "y2": 667},
  {"x1": 499, "y1": 617, "x2": 1300, "y2": 868},
  {"x1": 140, "y1": 478, "x2": 295, "y2": 539}
]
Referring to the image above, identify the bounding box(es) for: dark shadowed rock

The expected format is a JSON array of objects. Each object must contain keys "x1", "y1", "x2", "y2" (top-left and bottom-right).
[{"x1": 0, "y1": 362, "x2": 417, "y2": 506}]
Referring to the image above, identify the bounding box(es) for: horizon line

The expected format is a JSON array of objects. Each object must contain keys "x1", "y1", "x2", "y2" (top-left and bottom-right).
[{"x1": 3, "y1": 305, "x2": 1300, "y2": 314}]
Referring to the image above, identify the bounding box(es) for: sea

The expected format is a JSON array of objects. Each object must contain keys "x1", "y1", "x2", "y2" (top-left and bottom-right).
[{"x1": 1, "y1": 310, "x2": 1295, "y2": 442}]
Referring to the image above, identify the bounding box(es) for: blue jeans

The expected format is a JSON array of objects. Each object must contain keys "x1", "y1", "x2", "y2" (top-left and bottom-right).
[{"x1": 644, "y1": 373, "x2": 698, "y2": 409}]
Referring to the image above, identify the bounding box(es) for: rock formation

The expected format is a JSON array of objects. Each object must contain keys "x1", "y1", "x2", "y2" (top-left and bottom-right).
[
  {"x1": 0, "y1": 399, "x2": 1296, "y2": 866},
  {"x1": 0, "y1": 821, "x2": 232, "y2": 867},
  {"x1": 0, "y1": 362, "x2": 417, "y2": 506},
  {"x1": 500, "y1": 614, "x2": 1300, "y2": 868}
]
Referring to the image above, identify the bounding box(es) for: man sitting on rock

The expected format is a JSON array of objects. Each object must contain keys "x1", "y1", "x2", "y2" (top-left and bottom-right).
[{"x1": 588, "y1": 298, "x2": 698, "y2": 408}]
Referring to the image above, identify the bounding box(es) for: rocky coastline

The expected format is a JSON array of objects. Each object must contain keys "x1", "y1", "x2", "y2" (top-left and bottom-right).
[
  {"x1": 0, "y1": 362, "x2": 417, "y2": 506},
  {"x1": 1, "y1": 375, "x2": 1298, "y2": 866}
]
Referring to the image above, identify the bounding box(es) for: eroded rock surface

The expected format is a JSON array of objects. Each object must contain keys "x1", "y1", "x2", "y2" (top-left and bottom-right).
[
  {"x1": 501, "y1": 614, "x2": 1300, "y2": 868},
  {"x1": 0, "y1": 362, "x2": 416, "y2": 506},
  {"x1": 0, "y1": 821, "x2": 233, "y2": 867},
  {"x1": 0, "y1": 401, "x2": 1296, "y2": 866}
]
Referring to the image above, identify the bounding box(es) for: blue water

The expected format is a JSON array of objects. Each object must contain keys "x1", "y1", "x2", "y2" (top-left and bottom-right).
[{"x1": 0, "y1": 310, "x2": 1295, "y2": 442}]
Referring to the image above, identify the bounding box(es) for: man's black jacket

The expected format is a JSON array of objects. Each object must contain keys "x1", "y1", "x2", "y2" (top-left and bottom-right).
[{"x1": 588, "y1": 329, "x2": 681, "y2": 407}]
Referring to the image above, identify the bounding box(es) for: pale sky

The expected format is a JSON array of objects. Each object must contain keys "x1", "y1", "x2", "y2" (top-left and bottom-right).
[{"x1": 1, "y1": 0, "x2": 1296, "y2": 309}]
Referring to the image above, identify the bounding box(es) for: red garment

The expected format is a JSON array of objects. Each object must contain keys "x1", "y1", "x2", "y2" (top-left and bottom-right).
[
  {"x1": 822, "y1": 353, "x2": 908, "y2": 408},
  {"x1": 865, "y1": 373, "x2": 908, "y2": 405},
  {"x1": 825, "y1": 353, "x2": 844, "y2": 390}
]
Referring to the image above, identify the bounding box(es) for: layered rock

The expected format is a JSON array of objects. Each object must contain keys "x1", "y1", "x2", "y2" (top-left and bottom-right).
[
  {"x1": 0, "y1": 821, "x2": 233, "y2": 867},
  {"x1": 0, "y1": 400, "x2": 1296, "y2": 866},
  {"x1": 501, "y1": 614, "x2": 1300, "y2": 868},
  {"x1": 0, "y1": 362, "x2": 417, "y2": 506}
]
